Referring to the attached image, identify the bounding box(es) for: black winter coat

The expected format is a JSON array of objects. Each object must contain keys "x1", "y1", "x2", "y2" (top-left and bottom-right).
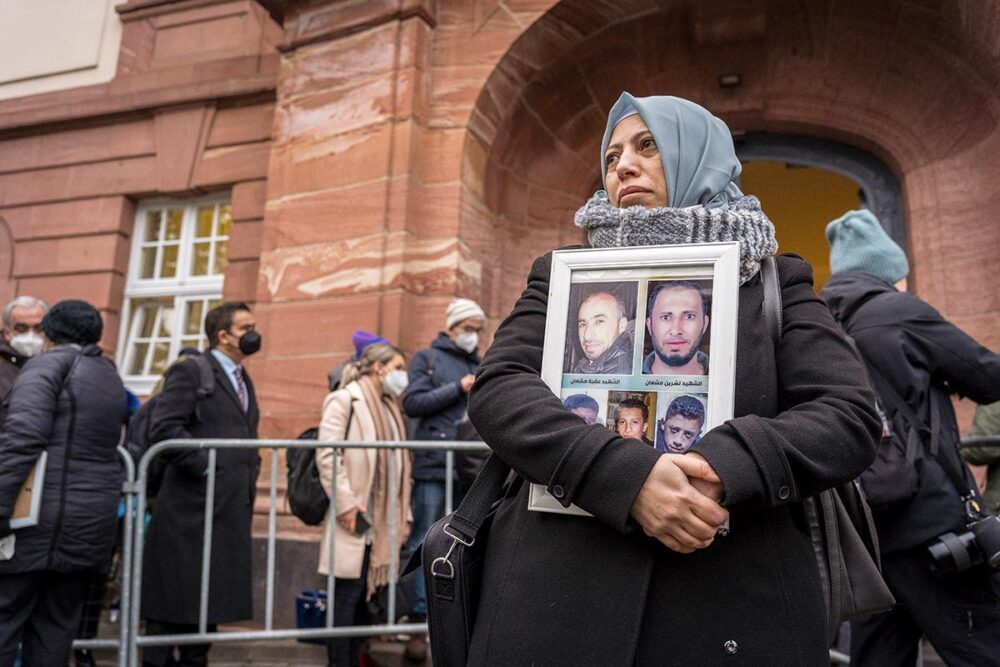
[
  {"x1": 0, "y1": 345, "x2": 127, "y2": 574},
  {"x1": 821, "y1": 271, "x2": 1000, "y2": 553},
  {"x1": 402, "y1": 333, "x2": 480, "y2": 482},
  {"x1": 467, "y1": 252, "x2": 880, "y2": 665},
  {"x1": 0, "y1": 339, "x2": 26, "y2": 402},
  {"x1": 141, "y1": 352, "x2": 260, "y2": 625}
]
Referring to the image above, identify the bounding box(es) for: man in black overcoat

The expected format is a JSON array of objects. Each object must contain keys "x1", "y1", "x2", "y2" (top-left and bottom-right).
[
  {"x1": 141, "y1": 302, "x2": 262, "y2": 667},
  {"x1": 821, "y1": 209, "x2": 1000, "y2": 666}
]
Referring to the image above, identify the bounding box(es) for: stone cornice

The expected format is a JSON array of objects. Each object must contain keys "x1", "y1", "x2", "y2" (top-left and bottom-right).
[
  {"x1": 117, "y1": 0, "x2": 278, "y2": 22},
  {"x1": 0, "y1": 60, "x2": 277, "y2": 135},
  {"x1": 280, "y1": 0, "x2": 436, "y2": 52}
]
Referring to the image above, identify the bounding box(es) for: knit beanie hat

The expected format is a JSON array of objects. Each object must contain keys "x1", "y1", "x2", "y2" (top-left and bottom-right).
[
  {"x1": 351, "y1": 330, "x2": 390, "y2": 357},
  {"x1": 826, "y1": 209, "x2": 909, "y2": 284},
  {"x1": 445, "y1": 298, "x2": 485, "y2": 329},
  {"x1": 41, "y1": 299, "x2": 103, "y2": 345}
]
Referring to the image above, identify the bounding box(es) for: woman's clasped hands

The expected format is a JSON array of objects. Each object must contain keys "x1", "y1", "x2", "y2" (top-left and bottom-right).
[{"x1": 630, "y1": 452, "x2": 728, "y2": 554}]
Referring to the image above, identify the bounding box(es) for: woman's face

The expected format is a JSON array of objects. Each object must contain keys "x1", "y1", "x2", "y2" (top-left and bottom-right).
[
  {"x1": 373, "y1": 354, "x2": 407, "y2": 377},
  {"x1": 604, "y1": 114, "x2": 668, "y2": 209}
]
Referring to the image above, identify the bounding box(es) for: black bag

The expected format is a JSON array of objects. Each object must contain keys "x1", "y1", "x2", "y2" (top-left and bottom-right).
[
  {"x1": 286, "y1": 403, "x2": 354, "y2": 526},
  {"x1": 761, "y1": 256, "x2": 894, "y2": 641},
  {"x1": 126, "y1": 354, "x2": 215, "y2": 496},
  {"x1": 404, "y1": 454, "x2": 510, "y2": 667},
  {"x1": 286, "y1": 428, "x2": 325, "y2": 526}
]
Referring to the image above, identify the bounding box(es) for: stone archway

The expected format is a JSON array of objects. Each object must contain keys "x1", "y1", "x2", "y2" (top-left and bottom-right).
[{"x1": 459, "y1": 0, "x2": 1000, "y2": 335}]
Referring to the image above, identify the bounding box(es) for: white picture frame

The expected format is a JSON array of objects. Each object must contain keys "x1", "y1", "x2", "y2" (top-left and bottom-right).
[{"x1": 529, "y1": 242, "x2": 741, "y2": 515}]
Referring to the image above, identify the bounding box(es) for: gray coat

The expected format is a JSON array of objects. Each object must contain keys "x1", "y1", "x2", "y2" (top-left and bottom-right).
[
  {"x1": 467, "y1": 252, "x2": 880, "y2": 665},
  {"x1": 0, "y1": 345, "x2": 127, "y2": 573}
]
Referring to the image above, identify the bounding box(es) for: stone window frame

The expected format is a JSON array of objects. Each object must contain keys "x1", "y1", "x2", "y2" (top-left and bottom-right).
[{"x1": 117, "y1": 196, "x2": 231, "y2": 395}]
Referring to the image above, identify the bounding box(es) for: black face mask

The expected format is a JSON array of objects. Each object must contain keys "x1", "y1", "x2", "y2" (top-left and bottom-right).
[{"x1": 238, "y1": 330, "x2": 262, "y2": 356}]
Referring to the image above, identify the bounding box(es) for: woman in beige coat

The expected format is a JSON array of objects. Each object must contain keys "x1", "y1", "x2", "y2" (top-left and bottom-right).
[{"x1": 316, "y1": 342, "x2": 413, "y2": 667}]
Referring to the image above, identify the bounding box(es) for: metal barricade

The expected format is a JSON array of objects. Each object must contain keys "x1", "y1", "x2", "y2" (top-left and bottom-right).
[
  {"x1": 127, "y1": 438, "x2": 489, "y2": 665},
  {"x1": 70, "y1": 445, "x2": 137, "y2": 667}
]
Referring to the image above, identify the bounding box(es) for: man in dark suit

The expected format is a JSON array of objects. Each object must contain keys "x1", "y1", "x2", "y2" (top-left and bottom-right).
[{"x1": 140, "y1": 302, "x2": 262, "y2": 667}]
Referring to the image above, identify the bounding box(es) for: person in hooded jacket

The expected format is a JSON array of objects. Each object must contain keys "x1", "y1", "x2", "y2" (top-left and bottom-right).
[
  {"x1": 820, "y1": 209, "x2": 1000, "y2": 666},
  {"x1": 401, "y1": 298, "x2": 484, "y2": 633},
  {"x1": 0, "y1": 300, "x2": 127, "y2": 667},
  {"x1": 465, "y1": 93, "x2": 881, "y2": 665}
]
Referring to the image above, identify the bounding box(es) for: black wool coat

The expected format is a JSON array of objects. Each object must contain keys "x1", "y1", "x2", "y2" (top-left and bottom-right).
[
  {"x1": 0, "y1": 345, "x2": 127, "y2": 574},
  {"x1": 467, "y1": 252, "x2": 881, "y2": 666},
  {"x1": 821, "y1": 271, "x2": 1000, "y2": 553},
  {"x1": 141, "y1": 352, "x2": 260, "y2": 625}
]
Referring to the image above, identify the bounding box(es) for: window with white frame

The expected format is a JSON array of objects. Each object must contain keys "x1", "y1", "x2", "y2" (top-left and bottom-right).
[{"x1": 118, "y1": 198, "x2": 232, "y2": 394}]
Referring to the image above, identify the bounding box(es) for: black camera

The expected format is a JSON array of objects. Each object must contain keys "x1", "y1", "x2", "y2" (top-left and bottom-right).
[{"x1": 927, "y1": 514, "x2": 1000, "y2": 575}]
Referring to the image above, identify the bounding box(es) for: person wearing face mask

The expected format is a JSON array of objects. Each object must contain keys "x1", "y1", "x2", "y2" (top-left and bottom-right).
[
  {"x1": 400, "y1": 297, "x2": 484, "y2": 652},
  {"x1": 140, "y1": 302, "x2": 262, "y2": 667},
  {"x1": 0, "y1": 300, "x2": 127, "y2": 667},
  {"x1": 465, "y1": 93, "x2": 881, "y2": 664},
  {"x1": 316, "y1": 343, "x2": 412, "y2": 667},
  {"x1": 0, "y1": 296, "x2": 49, "y2": 402}
]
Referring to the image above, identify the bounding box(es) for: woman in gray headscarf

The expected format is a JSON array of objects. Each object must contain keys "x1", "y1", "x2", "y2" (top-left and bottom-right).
[{"x1": 466, "y1": 93, "x2": 881, "y2": 664}]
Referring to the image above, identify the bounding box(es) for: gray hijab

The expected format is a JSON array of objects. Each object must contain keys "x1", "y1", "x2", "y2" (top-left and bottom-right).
[
  {"x1": 578, "y1": 92, "x2": 777, "y2": 284},
  {"x1": 599, "y1": 92, "x2": 744, "y2": 209}
]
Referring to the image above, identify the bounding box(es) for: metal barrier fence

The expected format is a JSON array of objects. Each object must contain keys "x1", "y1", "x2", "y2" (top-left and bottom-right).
[
  {"x1": 69, "y1": 445, "x2": 136, "y2": 667},
  {"x1": 127, "y1": 438, "x2": 489, "y2": 666},
  {"x1": 62, "y1": 434, "x2": 1000, "y2": 665}
]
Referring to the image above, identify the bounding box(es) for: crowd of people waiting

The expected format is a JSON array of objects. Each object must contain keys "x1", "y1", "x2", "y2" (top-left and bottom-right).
[{"x1": 1, "y1": 92, "x2": 1000, "y2": 667}]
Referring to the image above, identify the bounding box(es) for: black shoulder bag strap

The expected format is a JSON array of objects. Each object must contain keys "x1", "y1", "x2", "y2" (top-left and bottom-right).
[{"x1": 438, "y1": 453, "x2": 510, "y2": 545}]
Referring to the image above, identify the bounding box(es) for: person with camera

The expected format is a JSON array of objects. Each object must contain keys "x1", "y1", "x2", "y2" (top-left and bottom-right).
[{"x1": 821, "y1": 209, "x2": 1000, "y2": 665}]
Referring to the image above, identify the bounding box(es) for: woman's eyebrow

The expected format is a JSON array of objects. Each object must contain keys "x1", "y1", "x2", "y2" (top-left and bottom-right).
[{"x1": 605, "y1": 131, "x2": 653, "y2": 154}]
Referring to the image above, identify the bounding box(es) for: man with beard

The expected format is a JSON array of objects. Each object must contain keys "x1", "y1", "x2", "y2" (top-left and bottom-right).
[
  {"x1": 614, "y1": 397, "x2": 655, "y2": 447},
  {"x1": 572, "y1": 289, "x2": 634, "y2": 374},
  {"x1": 655, "y1": 395, "x2": 706, "y2": 453},
  {"x1": 643, "y1": 280, "x2": 709, "y2": 375}
]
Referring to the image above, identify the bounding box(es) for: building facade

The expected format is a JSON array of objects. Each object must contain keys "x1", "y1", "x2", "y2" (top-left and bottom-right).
[{"x1": 2, "y1": 0, "x2": 1000, "y2": 495}]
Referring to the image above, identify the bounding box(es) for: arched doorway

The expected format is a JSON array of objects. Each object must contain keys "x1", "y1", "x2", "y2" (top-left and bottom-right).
[{"x1": 458, "y1": 0, "x2": 1000, "y2": 320}]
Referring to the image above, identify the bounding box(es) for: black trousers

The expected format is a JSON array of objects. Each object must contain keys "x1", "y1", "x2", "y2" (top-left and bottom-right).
[
  {"x1": 0, "y1": 570, "x2": 91, "y2": 667},
  {"x1": 851, "y1": 546, "x2": 1000, "y2": 666},
  {"x1": 325, "y1": 546, "x2": 371, "y2": 667},
  {"x1": 141, "y1": 620, "x2": 216, "y2": 667}
]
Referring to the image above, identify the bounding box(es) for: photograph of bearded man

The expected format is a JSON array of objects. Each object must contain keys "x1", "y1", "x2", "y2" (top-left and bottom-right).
[
  {"x1": 566, "y1": 284, "x2": 636, "y2": 375},
  {"x1": 642, "y1": 280, "x2": 710, "y2": 376}
]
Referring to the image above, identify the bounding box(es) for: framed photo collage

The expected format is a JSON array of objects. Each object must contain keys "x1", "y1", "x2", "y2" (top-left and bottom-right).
[{"x1": 529, "y1": 243, "x2": 741, "y2": 515}]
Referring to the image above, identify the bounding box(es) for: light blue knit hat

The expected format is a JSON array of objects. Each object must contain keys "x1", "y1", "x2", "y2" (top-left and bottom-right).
[{"x1": 826, "y1": 209, "x2": 909, "y2": 284}]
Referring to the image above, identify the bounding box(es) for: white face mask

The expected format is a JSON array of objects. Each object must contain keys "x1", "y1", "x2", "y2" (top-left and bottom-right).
[
  {"x1": 383, "y1": 369, "x2": 409, "y2": 397},
  {"x1": 9, "y1": 332, "x2": 44, "y2": 358},
  {"x1": 454, "y1": 331, "x2": 479, "y2": 354}
]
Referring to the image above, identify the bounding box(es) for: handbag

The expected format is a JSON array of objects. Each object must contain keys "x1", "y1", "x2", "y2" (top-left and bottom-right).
[
  {"x1": 760, "y1": 255, "x2": 894, "y2": 642},
  {"x1": 295, "y1": 589, "x2": 329, "y2": 645},
  {"x1": 403, "y1": 454, "x2": 511, "y2": 667}
]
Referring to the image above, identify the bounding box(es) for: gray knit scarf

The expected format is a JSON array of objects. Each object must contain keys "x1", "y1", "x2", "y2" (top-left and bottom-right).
[{"x1": 574, "y1": 192, "x2": 778, "y2": 285}]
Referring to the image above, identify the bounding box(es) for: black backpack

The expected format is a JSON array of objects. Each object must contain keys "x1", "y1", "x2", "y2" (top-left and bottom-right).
[
  {"x1": 126, "y1": 354, "x2": 215, "y2": 496},
  {"x1": 286, "y1": 403, "x2": 354, "y2": 526}
]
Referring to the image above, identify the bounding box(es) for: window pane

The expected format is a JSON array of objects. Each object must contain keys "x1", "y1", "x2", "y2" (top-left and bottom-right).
[
  {"x1": 165, "y1": 209, "x2": 184, "y2": 241},
  {"x1": 138, "y1": 304, "x2": 158, "y2": 338},
  {"x1": 140, "y1": 247, "x2": 157, "y2": 279},
  {"x1": 144, "y1": 210, "x2": 162, "y2": 242},
  {"x1": 191, "y1": 242, "x2": 211, "y2": 275},
  {"x1": 212, "y1": 241, "x2": 228, "y2": 275},
  {"x1": 129, "y1": 343, "x2": 149, "y2": 375},
  {"x1": 217, "y1": 204, "x2": 232, "y2": 237},
  {"x1": 161, "y1": 244, "x2": 179, "y2": 279},
  {"x1": 151, "y1": 342, "x2": 171, "y2": 376},
  {"x1": 184, "y1": 301, "x2": 204, "y2": 336},
  {"x1": 196, "y1": 206, "x2": 215, "y2": 238},
  {"x1": 157, "y1": 305, "x2": 175, "y2": 338},
  {"x1": 181, "y1": 336, "x2": 204, "y2": 351}
]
